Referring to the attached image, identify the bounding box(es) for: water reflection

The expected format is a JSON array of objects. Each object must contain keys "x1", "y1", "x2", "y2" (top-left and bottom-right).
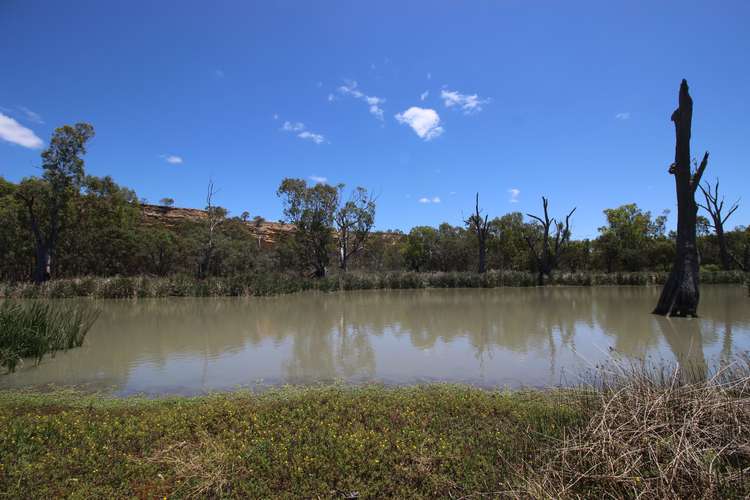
[{"x1": 1, "y1": 286, "x2": 748, "y2": 395}]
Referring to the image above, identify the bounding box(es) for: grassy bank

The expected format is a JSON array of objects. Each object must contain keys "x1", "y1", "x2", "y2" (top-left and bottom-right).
[
  {"x1": 0, "y1": 302, "x2": 99, "y2": 373},
  {"x1": 1, "y1": 269, "x2": 746, "y2": 299},
  {"x1": 1, "y1": 365, "x2": 749, "y2": 498}
]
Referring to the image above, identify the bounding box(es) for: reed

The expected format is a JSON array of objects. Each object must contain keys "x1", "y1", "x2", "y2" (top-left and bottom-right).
[{"x1": 0, "y1": 301, "x2": 99, "y2": 373}]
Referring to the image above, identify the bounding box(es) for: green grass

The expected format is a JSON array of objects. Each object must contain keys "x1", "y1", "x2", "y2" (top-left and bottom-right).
[
  {"x1": 0, "y1": 385, "x2": 585, "y2": 498},
  {"x1": 1, "y1": 361, "x2": 749, "y2": 498},
  {"x1": 1, "y1": 269, "x2": 746, "y2": 299},
  {"x1": 0, "y1": 301, "x2": 99, "y2": 373}
]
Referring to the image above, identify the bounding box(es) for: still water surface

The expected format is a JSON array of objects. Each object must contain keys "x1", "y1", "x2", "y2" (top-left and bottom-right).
[{"x1": 1, "y1": 286, "x2": 748, "y2": 395}]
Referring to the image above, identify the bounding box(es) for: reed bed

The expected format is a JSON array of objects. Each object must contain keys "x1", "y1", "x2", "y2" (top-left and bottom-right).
[
  {"x1": 0, "y1": 301, "x2": 99, "y2": 373},
  {"x1": 0, "y1": 270, "x2": 745, "y2": 299},
  {"x1": 513, "y1": 358, "x2": 750, "y2": 498}
]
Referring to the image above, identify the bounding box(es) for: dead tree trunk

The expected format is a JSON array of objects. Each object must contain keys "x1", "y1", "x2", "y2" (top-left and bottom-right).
[
  {"x1": 698, "y1": 179, "x2": 739, "y2": 271},
  {"x1": 525, "y1": 197, "x2": 575, "y2": 285},
  {"x1": 465, "y1": 193, "x2": 490, "y2": 273},
  {"x1": 653, "y1": 80, "x2": 709, "y2": 317}
]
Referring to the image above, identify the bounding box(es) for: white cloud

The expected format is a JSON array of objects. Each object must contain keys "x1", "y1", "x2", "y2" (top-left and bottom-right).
[
  {"x1": 427, "y1": 72, "x2": 432, "y2": 80},
  {"x1": 0, "y1": 113, "x2": 43, "y2": 148},
  {"x1": 282, "y1": 121, "x2": 305, "y2": 132},
  {"x1": 508, "y1": 188, "x2": 520, "y2": 203},
  {"x1": 420, "y1": 90, "x2": 429, "y2": 101},
  {"x1": 441, "y1": 89, "x2": 490, "y2": 114},
  {"x1": 327, "y1": 93, "x2": 335, "y2": 102},
  {"x1": 309, "y1": 175, "x2": 327, "y2": 184},
  {"x1": 273, "y1": 113, "x2": 279, "y2": 120},
  {"x1": 161, "y1": 154, "x2": 183, "y2": 164},
  {"x1": 615, "y1": 112, "x2": 630, "y2": 120},
  {"x1": 394, "y1": 107, "x2": 444, "y2": 141},
  {"x1": 280, "y1": 120, "x2": 326, "y2": 144},
  {"x1": 418, "y1": 196, "x2": 441, "y2": 204},
  {"x1": 18, "y1": 106, "x2": 44, "y2": 124},
  {"x1": 338, "y1": 80, "x2": 385, "y2": 120},
  {"x1": 298, "y1": 131, "x2": 325, "y2": 144}
]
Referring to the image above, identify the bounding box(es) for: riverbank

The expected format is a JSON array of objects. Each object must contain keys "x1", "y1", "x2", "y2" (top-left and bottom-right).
[
  {"x1": 1, "y1": 369, "x2": 748, "y2": 498},
  {"x1": 1, "y1": 269, "x2": 746, "y2": 299}
]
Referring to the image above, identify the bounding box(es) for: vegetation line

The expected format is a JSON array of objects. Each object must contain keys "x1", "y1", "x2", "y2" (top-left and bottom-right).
[{"x1": 0, "y1": 270, "x2": 746, "y2": 299}]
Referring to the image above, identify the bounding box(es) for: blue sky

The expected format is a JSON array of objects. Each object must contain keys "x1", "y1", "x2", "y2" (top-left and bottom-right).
[{"x1": 1, "y1": 1, "x2": 748, "y2": 238}]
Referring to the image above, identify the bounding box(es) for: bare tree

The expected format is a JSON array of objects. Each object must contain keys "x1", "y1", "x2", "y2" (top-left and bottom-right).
[
  {"x1": 335, "y1": 186, "x2": 376, "y2": 271},
  {"x1": 654, "y1": 80, "x2": 709, "y2": 317},
  {"x1": 697, "y1": 179, "x2": 740, "y2": 270},
  {"x1": 465, "y1": 193, "x2": 490, "y2": 273},
  {"x1": 198, "y1": 180, "x2": 225, "y2": 278},
  {"x1": 525, "y1": 196, "x2": 576, "y2": 285}
]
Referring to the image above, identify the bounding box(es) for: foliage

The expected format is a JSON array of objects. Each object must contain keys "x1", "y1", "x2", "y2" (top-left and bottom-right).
[{"x1": 277, "y1": 178, "x2": 340, "y2": 277}]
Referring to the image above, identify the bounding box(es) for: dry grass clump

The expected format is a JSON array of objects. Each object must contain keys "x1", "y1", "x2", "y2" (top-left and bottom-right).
[{"x1": 519, "y1": 360, "x2": 750, "y2": 498}]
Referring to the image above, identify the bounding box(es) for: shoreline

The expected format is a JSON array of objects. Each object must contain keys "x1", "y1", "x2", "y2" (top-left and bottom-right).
[{"x1": 2, "y1": 269, "x2": 746, "y2": 299}]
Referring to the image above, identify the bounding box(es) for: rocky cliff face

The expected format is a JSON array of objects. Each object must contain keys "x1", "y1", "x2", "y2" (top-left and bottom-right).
[
  {"x1": 140, "y1": 204, "x2": 404, "y2": 249},
  {"x1": 141, "y1": 204, "x2": 294, "y2": 248}
]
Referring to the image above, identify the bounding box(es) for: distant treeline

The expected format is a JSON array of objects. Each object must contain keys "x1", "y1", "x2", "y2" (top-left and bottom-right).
[
  {"x1": 0, "y1": 123, "x2": 748, "y2": 284},
  {"x1": 1, "y1": 172, "x2": 747, "y2": 283}
]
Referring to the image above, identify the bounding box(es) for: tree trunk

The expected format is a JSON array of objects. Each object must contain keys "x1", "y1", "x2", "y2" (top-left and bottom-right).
[
  {"x1": 478, "y1": 238, "x2": 486, "y2": 274},
  {"x1": 654, "y1": 80, "x2": 706, "y2": 317},
  {"x1": 716, "y1": 226, "x2": 731, "y2": 270},
  {"x1": 33, "y1": 246, "x2": 51, "y2": 284}
]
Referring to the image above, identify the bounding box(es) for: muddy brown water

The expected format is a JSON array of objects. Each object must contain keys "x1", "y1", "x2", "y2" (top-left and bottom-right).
[{"x1": 1, "y1": 285, "x2": 748, "y2": 395}]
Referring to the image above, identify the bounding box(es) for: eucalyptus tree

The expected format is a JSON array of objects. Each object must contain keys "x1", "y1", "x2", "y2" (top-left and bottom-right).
[
  {"x1": 334, "y1": 186, "x2": 376, "y2": 271},
  {"x1": 654, "y1": 80, "x2": 709, "y2": 317},
  {"x1": 277, "y1": 178, "x2": 339, "y2": 277},
  {"x1": 15, "y1": 123, "x2": 95, "y2": 283}
]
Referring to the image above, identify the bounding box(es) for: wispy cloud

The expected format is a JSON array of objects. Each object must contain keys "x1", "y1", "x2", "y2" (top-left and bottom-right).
[
  {"x1": 418, "y1": 196, "x2": 441, "y2": 204},
  {"x1": 18, "y1": 106, "x2": 44, "y2": 124},
  {"x1": 420, "y1": 90, "x2": 429, "y2": 101},
  {"x1": 395, "y1": 107, "x2": 444, "y2": 141},
  {"x1": 327, "y1": 93, "x2": 335, "y2": 102},
  {"x1": 282, "y1": 121, "x2": 305, "y2": 132},
  {"x1": 441, "y1": 89, "x2": 490, "y2": 114},
  {"x1": 280, "y1": 120, "x2": 327, "y2": 144},
  {"x1": 214, "y1": 69, "x2": 225, "y2": 78},
  {"x1": 0, "y1": 113, "x2": 43, "y2": 148},
  {"x1": 508, "y1": 188, "x2": 520, "y2": 203},
  {"x1": 160, "y1": 154, "x2": 183, "y2": 164},
  {"x1": 309, "y1": 175, "x2": 327, "y2": 184},
  {"x1": 427, "y1": 72, "x2": 432, "y2": 80},
  {"x1": 338, "y1": 80, "x2": 385, "y2": 120},
  {"x1": 298, "y1": 131, "x2": 325, "y2": 144},
  {"x1": 615, "y1": 112, "x2": 630, "y2": 120}
]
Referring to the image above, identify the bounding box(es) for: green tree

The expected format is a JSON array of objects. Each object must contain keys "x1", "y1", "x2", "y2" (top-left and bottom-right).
[
  {"x1": 594, "y1": 203, "x2": 668, "y2": 272},
  {"x1": 277, "y1": 178, "x2": 339, "y2": 277},
  {"x1": 15, "y1": 123, "x2": 95, "y2": 282},
  {"x1": 334, "y1": 186, "x2": 376, "y2": 271}
]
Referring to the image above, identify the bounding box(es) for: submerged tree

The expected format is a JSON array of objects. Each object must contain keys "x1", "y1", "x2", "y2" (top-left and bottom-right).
[
  {"x1": 334, "y1": 186, "x2": 376, "y2": 271},
  {"x1": 16, "y1": 123, "x2": 95, "y2": 283},
  {"x1": 524, "y1": 196, "x2": 576, "y2": 285},
  {"x1": 698, "y1": 179, "x2": 739, "y2": 271},
  {"x1": 277, "y1": 178, "x2": 339, "y2": 277},
  {"x1": 653, "y1": 80, "x2": 709, "y2": 317},
  {"x1": 465, "y1": 193, "x2": 491, "y2": 273}
]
